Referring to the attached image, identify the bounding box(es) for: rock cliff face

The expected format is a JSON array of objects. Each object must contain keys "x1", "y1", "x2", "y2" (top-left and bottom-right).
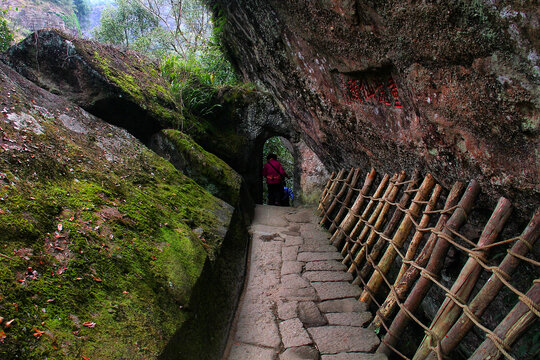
[{"x1": 209, "y1": 0, "x2": 539, "y2": 216}]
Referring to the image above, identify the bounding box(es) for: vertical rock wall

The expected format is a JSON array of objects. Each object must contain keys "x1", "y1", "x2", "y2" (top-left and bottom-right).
[{"x1": 209, "y1": 0, "x2": 539, "y2": 216}]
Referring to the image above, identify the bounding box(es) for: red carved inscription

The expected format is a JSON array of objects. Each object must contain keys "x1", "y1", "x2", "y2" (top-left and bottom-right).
[{"x1": 344, "y1": 76, "x2": 403, "y2": 108}]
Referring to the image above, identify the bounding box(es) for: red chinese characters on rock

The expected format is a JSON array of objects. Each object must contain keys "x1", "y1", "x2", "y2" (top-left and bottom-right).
[{"x1": 343, "y1": 76, "x2": 403, "y2": 108}]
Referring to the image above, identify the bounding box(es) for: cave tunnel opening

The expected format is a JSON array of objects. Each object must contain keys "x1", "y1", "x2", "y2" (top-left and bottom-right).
[{"x1": 261, "y1": 136, "x2": 296, "y2": 206}]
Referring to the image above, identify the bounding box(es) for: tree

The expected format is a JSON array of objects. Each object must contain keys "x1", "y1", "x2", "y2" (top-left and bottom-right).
[
  {"x1": 73, "y1": 0, "x2": 90, "y2": 26},
  {"x1": 0, "y1": 2, "x2": 13, "y2": 52},
  {"x1": 129, "y1": 0, "x2": 213, "y2": 58},
  {"x1": 93, "y1": 0, "x2": 159, "y2": 48}
]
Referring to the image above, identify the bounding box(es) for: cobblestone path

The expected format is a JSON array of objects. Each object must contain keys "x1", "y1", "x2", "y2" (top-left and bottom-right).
[{"x1": 225, "y1": 205, "x2": 387, "y2": 360}]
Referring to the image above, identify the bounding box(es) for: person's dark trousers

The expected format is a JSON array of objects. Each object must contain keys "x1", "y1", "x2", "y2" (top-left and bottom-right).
[{"x1": 267, "y1": 183, "x2": 284, "y2": 205}]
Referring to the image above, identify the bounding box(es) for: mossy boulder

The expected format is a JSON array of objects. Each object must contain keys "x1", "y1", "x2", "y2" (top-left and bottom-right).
[
  {"x1": 0, "y1": 61, "x2": 233, "y2": 359},
  {"x1": 150, "y1": 129, "x2": 242, "y2": 205},
  {"x1": 5, "y1": 29, "x2": 205, "y2": 143}
]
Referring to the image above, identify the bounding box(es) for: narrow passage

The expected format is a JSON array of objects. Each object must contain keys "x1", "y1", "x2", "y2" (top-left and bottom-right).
[{"x1": 225, "y1": 205, "x2": 387, "y2": 360}]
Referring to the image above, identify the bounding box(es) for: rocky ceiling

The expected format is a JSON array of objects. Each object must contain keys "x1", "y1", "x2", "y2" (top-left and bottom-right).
[{"x1": 208, "y1": 0, "x2": 539, "y2": 217}]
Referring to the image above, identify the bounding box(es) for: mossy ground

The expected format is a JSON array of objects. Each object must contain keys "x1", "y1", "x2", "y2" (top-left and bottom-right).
[{"x1": 0, "y1": 64, "x2": 228, "y2": 358}]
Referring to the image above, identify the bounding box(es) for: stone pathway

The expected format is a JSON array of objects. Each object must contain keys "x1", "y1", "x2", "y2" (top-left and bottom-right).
[{"x1": 225, "y1": 205, "x2": 387, "y2": 360}]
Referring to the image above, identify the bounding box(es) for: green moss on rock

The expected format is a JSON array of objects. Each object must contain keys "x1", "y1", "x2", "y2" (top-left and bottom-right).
[
  {"x1": 151, "y1": 129, "x2": 242, "y2": 206},
  {"x1": 0, "y1": 63, "x2": 232, "y2": 359}
]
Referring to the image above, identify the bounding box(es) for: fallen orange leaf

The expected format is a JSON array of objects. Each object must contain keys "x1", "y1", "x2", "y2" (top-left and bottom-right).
[
  {"x1": 81, "y1": 356, "x2": 90, "y2": 360},
  {"x1": 82, "y1": 322, "x2": 96, "y2": 328},
  {"x1": 33, "y1": 328, "x2": 44, "y2": 338},
  {"x1": 0, "y1": 330, "x2": 6, "y2": 343}
]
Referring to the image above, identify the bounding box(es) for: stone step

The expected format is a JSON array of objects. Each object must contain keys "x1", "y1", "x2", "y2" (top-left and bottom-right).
[
  {"x1": 326, "y1": 312, "x2": 372, "y2": 327},
  {"x1": 282, "y1": 245, "x2": 299, "y2": 260},
  {"x1": 318, "y1": 298, "x2": 368, "y2": 313},
  {"x1": 305, "y1": 260, "x2": 347, "y2": 271},
  {"x1": 282, "y1": 274, "x2": 311, "y2": 289},
  {"x1": 279, "y1": 286, "x2": 319, "y2": 301},
  {"x1": 297, "y1": 251, "x2": 343, "y2": 262},
  {"x1": 281, "y1": 261, "x2": 303, "y2": 276},
  {"x1": 284, "y1": 235, "x2": 304, "y2": 246},
  {"x1": 303, "y1": 270, "x2": 353, "y2": 282},
  {"x1": 321, "y1": 353, "x2": 388, "y2": 360},
  {"x1": 279, "y1": 318, "x2": 313, "y2": 348},
  {"x1": 312, "y1": 282, "x2": 361, "y2": 301},
  {"x1": 297, "y1": 301, "x2": 327, "y2": 327},
  {"x1": 307, "y1": 326, "x2": 380, "y2": 354},
  {"x1": 299, "y1": 244, "x2": 337, "y2": 252},
  {"x1": 280, "y1": 346, "x2": 320, "y2": 360},
  {"x1": 229, "y1": 343, "x2": 277, "y2": 360}
]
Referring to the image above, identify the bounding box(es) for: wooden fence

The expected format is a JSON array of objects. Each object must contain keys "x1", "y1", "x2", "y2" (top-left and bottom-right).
[{"x1": 318, "y1": 168, "x2": 539, "y2": 360}]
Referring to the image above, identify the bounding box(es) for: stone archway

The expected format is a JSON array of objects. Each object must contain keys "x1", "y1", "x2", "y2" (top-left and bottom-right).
[
  {"x1": 201, "y1": 88, "x2": 330, "y2": 206},
  {"x1": 261, "y1": 136, "x2": 296, "y2": 205}
]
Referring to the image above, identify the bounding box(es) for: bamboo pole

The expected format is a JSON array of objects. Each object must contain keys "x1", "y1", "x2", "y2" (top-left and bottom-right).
[
  {"x1": 371, "y1": 181, "x2": 464, "y2": 329},
  {"x1": 334, "y1": 173, "x2": 389, "y2": 249},
  {"x1": 355, "y1": 175, "x2": 420, "y2": 282},
  {"x1": 320, "y1": 168, "x2": 346, "y2": 213},
  {"x1": 469, "y1": 281, "x2": 540, "y2": 360},
  {"x1": 341, "y1": 173, "x2": 400, "y2": 259},
  {"x1": 377, "y1": 180, "x2": 479, "y2": 356},
  {"x1": 329, "y1": 168, "x2": 362, "y2": 233},
  {"x1": 395, "y1": 184, "x2": 442, "y2": 282},
  {"x1": 352, "y1": 173, "x2": 419, "y2": 282},
  {"x1": 414, "y1": 197, "x2": 513, "y2": 360},
  {"x1": 358, "y1": 174, "x2": 436, "y2": 304},
  {"x1": 433, "y1": 208, "x2": 540, "y2": 358},
  {"x1": 329, "y1": 168, "x2": 378, "y2": 246},
  {"x1": 317, "y1": 171, "x2": 336, "y2": 214},
  {"x1": 320, "y1": 168, "x2": 355, "y2": 226}
]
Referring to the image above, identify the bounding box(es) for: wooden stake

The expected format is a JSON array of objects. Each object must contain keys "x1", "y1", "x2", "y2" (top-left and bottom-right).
[
  {"x1": 341, "y1": 173, "x2": 399, "y2": 259},
  {"x1": 329, "y1": 168, "x2": 362, "y2": 233},
  {"x1": 359, "y1": 174, "x2": 436, "y2": 304},
  {"x1": 320, "y1": 169, "x2": 346, "y2": 213},
  {"x1": 330, "y1": 169, "x2": 378, "y2": 247},
  {"x1": 317, "y1": 171, "x2": 336, "y2": 213},
  {"x1": 377, "y1": 180, "x2": 479, "y2": 356},
  {"x1": 469, "y1": 281, "x2": 540, "y2": 360},
  {"x1": 395, "y1": 184, "x2": 442, "y2": 282},
  {"x1": 435, "y1": 208, "x2": 540, "y2": 357},
  {"x1": 372, "y1": 181, "x2": 464, "y2": 329},
  {"x1": 321, "y1": 168, "x2": 355, "y2": 226},
  {"x1": 355, "y1": 174, "x2": 420, "y2": 282},
  {"x1": 345, "y1": 172, "x2": 407, "y2": 272},
  {"x1": 414, "y1": 197, "x2": 513, "y2": 360}
]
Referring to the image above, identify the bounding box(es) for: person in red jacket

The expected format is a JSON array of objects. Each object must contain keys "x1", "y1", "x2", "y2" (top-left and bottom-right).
[{"x1": 262, "y1": 153, "x2": 288, "y2": 205}]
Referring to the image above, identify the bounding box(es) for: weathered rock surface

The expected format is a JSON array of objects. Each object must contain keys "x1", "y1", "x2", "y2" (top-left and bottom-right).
[
  {"x1": 0, "y1": 61, "x2": 234, "y2": 359},
  {"x1": 6, "y1": 29, "x2": 182, "y2": 143},
  {"x1": 150, "y1": 129, "x2": 244, "y2": 205},
  {"x1": 209, "y1": 0, "x2": 540, "y2": 216},
  {"x1": 307, "y1": 326, "x2": 380, "y2": 354}
]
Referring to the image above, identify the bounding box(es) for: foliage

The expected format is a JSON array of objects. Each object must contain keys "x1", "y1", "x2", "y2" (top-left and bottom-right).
[
  {"x1": 93, "y1": 0, "x2": 159, "y2": 48},
  {"x1": 129, "y1": 0, "x2": 213, "y2": 58},
  {"x1": 73, "y1": 0, "x2": 90, "y2": 25},
  {"x1": 0, "y1": 0, "x2": 14, "y2": 51},
  {"x1": 160, "y1": 50, "x2": 237, "y2": 120},
  {"x1": 93, "y1": 0, "x2": 241, "y2": 120},
  {"x1": 61, "y1": 10, "x2": 81, "y2": 32}
]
